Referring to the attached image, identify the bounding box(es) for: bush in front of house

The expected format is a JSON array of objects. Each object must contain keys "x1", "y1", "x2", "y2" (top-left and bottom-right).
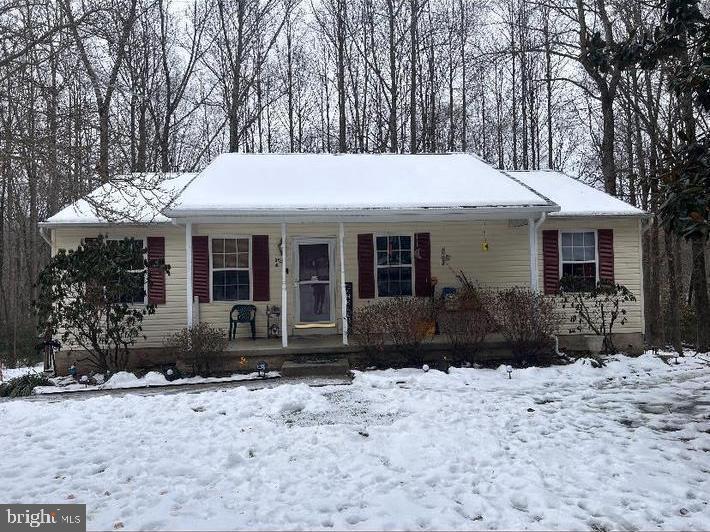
[
  {"x1": 351, "y1": 297, "x2": 434, "y2": 367},
  {"x1": 35, "y1": 235, "x2": 170, "y2": 373},
  {"x1": 560, "y1": 278, "x2": 636, "y2": 356},
  {"x1": 164, "y1": 323, "x2": 227, "y2": 377},
  {"x1": 0, "y1": 373, "x2": 52, "y2": 397},
  {"x1": 492, "y1": 287, "x2": 561, "y2": 360},
  {"x1": 350, "y1": 304, "x2": 387, "y2": 366},
  {"x1": 382, "y1": 297, "x2": 435, "y2": 366},
  {"x1": 438, "y1": 283, "x2": 497, "y2": 364}
]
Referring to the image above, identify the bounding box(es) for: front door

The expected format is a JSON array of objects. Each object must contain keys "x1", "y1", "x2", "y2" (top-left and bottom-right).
[{"x1": 295, "y1": 240, "x2": 334, "y2": 323}]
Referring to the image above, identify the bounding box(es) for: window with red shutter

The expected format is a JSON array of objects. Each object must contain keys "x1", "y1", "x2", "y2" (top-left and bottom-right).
[
  {"x1": 147, "y1": 236, "x2": 166, "y2": 305},
  {"x1": 542, "y1": 230, "x2": 560, "y2": 294},
  {"x1": 357, "y1": 234, "x2": 375, "y2": 299},
  {"x1": 597, "y1": 229, "x2": 614, "y2": 282},
  {"x1": 414, "y1": 233, "x2": 432, "y2": 297},
  {"x1": 560, "y1": 231, "x2": 597, "y2": 291},
  {"x1": 252, "y1": 235, "x2": 270, "y2": 301},
  {"x1": 192, "y1": 236, "x2": 210, "y2": 303},
  {"x1": 375, "y1": 235, "x2": 413, "y2": 297}
]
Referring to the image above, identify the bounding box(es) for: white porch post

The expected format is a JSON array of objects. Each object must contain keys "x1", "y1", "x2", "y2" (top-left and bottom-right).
[
  {"x1": 528, "y1": 216, "x2": 539, "y2": 291},
  {"x1": 339, "y1": 222, "x2": 348, "y2": 345},
  {"x1": 185, "y1": 221, "x2": 193, "y2": 327},
  {"x1": 281, "y1": 222, "x2": 288, "y2": 347}
]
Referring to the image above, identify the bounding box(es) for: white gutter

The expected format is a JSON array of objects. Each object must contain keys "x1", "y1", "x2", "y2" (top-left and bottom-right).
[{"x1": 164, "y1": 204, "x2": 559, "y2": 220}]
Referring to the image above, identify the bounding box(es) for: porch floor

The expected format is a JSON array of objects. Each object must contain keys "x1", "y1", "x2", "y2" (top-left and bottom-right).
[
  {"x1": 226, "y1": 335, "x2": 359, "y2": 356},
  {"x1": 226, "y1": 334, "x2": 453, "y2": 357}
]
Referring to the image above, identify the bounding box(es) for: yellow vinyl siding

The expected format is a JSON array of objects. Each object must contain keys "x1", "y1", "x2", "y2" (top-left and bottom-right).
[
  {"x1": 191, "y1": 220, "x2": 530, "y2": 338},
  {"x1": 52, "y1": 215, "x2": 644, "y2": 344},
  {"x1": 537, "y1": 216, "x2": 644, "y2": 334},
  {"x1": 52, "y1": 226, "x2": 187, "y2": 347}
]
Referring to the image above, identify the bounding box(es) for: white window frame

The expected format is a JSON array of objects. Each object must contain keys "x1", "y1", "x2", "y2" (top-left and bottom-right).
[
  {"x1": 85, "y1": 235, "x2": 148, "y2": 305},
  {"x1": 209, "y1": 235, "x2": 253, "y2": 303},
  {"x1": 559, "y1": 229, "x2": 599, "y2": 286},
  {"x1": 374, "y1": 233, "x2": 414, "y2": 298}
]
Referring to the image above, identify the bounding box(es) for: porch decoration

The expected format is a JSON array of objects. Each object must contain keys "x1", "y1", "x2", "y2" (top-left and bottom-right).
[
  {"x1": 163, "y1": 366, "x2": 181, "y2": 382},
  {"x1": 274, "y1": 239, "x2": 284, "y2": 268},
  {"x1": 440, "y1": 247, "x2": 451, "y2": 266},
  {"x1": 256, "y1": 361, "x2": 268, "y2": 378},
  {"x1": 266, "y1": 305, "x2": 281, "y2": 338}
]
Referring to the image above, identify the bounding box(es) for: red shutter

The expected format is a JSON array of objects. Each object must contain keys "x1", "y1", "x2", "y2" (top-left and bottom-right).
[
  {"x1": 357, "y1": 234, "x2": 375, "y2": 299},
  {"x1": 252, "y1": 235, "x2": 269, "y2": 301},
  {"x1": 597, "y1": 229, "x2": 614, "y2": 282},
  {"x1": 192, "y1": 236, "x2": 210, "y2": 303},
  {"x1": 414, "y1": 232, "x2": 432, "y2": 297},
  {"x1": 542, "y1": 230, "x2": 559, "y2": 294},
  {"x1": 147, "y1": 236, "x2": 166, "y2": 305}
]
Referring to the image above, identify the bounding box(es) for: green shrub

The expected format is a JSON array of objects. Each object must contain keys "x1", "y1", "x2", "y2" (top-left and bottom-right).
[
  {"x1": 0, "y1": 373, "x2": 52, "y2": 397},
  {"x1": 164, "y1": 323, "x2": 227, "y2": 377},
  {"x1": 492, "y1": 287, "x2": 561, "y2": 359},
  {"x1": 35, "y1": 235, "x2": 170, "y2": 373}
]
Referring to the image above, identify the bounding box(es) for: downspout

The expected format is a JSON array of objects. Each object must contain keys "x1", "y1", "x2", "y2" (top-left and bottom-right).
[
  {"x1": 528, "y1": 212, "x2": 546, "y2": 291},
  {"x1": 185, "y1": 221, "x2": 193, "y2": 328}
]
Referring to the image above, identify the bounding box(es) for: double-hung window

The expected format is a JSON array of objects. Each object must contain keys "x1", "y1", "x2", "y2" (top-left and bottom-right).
[
  {"x1": 560, "y1": 231, "x2": 597, "y2": 291},
  {"x1": 212, "y1": 237, "x2": 250, "y2": 301},
  {"x1": 103, "y1": 237, "x2": 146, "y2": 304},
  {"x1": 376, "y1": 235, "x2": 412, "y2": 297}
]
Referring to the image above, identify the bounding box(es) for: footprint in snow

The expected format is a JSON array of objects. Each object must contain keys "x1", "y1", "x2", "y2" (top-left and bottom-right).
[{"x1": 510, "y1": 494, "x2": 528, "y2": 512}]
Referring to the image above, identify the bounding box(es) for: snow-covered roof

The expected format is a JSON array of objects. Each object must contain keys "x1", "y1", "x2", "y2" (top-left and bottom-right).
[
  {"x1": 509, "y1": 170, "x2": 645, "y2": 217},
  {"x1": 43, "y1": 173, "x2": 197, "y2": 225},
  {"x1": 166, "y1": 153, "x2": 553, "y2": 215},
  {"x1": 42, "y1": 158, "x2": 644, "y2": 226}
]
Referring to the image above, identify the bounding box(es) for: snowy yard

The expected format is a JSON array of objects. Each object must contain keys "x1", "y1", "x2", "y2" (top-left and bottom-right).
[{"x1": 1, "y1": 354, "x2": 709, "y2": 531}]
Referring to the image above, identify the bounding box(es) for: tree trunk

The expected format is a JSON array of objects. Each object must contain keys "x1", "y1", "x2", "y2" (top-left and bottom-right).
[
  {"x1": 409, "y1": 0, "x2": 417, "y2": 153},
  {"x1": 336, "y1": 0, "x2": 347, "y2": 152},
  {"x1": 664, "y1": 229, "x2": 682, "y2": 353},
  {"x1": 599, "y1": 90, "x2": 617, "y2": 195},
  {"x1": 387, "y1": 0, "x2": 398, "y2": 153},
  {"x1": 460, "y1": 0, "x2": 467, "y2": 152}
]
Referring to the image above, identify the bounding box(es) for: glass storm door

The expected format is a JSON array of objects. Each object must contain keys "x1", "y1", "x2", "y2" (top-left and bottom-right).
[{"x1": 296, "y1": 242, "x2": 332, "y2": 323}]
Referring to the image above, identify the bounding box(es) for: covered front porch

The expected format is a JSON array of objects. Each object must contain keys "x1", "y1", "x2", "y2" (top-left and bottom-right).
[{"x1": 178, "y1": 210, "x2": 555, "y2": 352}]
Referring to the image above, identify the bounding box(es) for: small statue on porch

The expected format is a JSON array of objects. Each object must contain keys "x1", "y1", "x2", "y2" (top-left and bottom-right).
[{"x1": 266, "y1": 305, "x2": 281, "y2": 338}]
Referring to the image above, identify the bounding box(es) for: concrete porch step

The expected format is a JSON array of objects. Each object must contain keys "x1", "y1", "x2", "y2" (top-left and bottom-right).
[{"x1": 280, "y1": 357, "x2": 351, "y2": 378}]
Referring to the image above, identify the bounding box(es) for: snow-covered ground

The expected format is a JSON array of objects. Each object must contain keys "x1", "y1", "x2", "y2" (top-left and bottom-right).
[
  {"x1": 0, "y1": 363, "x2": 43, "y2": 381},
  {"x1": 1, "y1": 353, "x2": 709, "y2": 530},
  {"x1": 33, "y1": 370, "x2": 280, "y2": 394}
]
